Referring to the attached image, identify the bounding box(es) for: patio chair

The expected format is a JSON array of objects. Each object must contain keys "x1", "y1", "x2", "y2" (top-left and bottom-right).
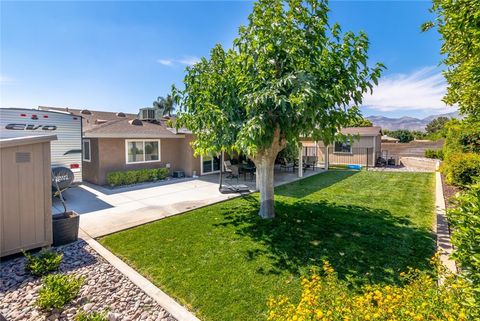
[
  {"x1": 224, "y1": 160, "x2": 233, "y2": 177},
  {"x1": 280, "y1": 158, "x2": 295, "y2": 172},
  {"x1": 230, "y1": 165, "x2": 240, "y2": 181}
]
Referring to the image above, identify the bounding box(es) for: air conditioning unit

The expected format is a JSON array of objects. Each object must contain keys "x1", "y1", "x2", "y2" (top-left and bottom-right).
[{"x1": 138, "y1": 108, "x2": 156, "y2": 121}]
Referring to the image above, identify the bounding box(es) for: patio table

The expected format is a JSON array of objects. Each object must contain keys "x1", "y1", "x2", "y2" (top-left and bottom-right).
[{"x1": 240, "y1": 164, "x2": 256, "y2": 181}]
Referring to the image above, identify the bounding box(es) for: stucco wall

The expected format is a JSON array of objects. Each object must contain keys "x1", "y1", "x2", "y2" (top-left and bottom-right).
[
  {"x1": 82, "y1": 138, "x2": 100, "y2": 184},
  {"x1": 83, "y1": 137, "x2": 200, "y2": 185}
]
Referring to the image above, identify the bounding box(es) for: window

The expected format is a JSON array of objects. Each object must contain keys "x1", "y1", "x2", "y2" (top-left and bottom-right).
[
  {"x1": 334, "y1": 140, "x2": 352, "y2": 153},
  {"x1": 83, "y1": 139, "x2": 91, "y2": 161},
  {"x1": 126, "y1": 140, "x2": 160, "y2": 164}
]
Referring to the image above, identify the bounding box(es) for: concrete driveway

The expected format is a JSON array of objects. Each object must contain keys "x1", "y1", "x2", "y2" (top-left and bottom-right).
[{"x1": 54, "y1": 169, "x2": 322, "y2": 238}]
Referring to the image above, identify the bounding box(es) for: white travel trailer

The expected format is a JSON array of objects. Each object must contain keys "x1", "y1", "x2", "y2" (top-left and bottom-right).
[{"x1": 0, "y1": 108, "x2": 83, "y2": 183}]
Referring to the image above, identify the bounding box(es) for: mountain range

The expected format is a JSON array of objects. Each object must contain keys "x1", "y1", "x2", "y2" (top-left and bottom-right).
[{"x1": 366, "y1": 111, "x2": 460, "y2": 131}]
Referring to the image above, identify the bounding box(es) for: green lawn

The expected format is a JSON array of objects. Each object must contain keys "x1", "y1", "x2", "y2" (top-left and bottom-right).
[{"x1": 99, "y1": 170, "x2": 435, "y2": 321}]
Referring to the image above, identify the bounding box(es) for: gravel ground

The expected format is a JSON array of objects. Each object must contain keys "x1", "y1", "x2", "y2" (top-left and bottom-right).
[{"x1": 0, "y1": 240, "x2": 176, "y2": 321}]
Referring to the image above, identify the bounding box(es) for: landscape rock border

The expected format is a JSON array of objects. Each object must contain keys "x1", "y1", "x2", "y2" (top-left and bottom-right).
[{"x1": 0, "y1": 240, "x2": 175, "y2": 321}]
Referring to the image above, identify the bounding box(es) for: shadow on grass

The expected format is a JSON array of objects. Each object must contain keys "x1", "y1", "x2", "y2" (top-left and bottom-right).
[
  {"x1": 217, "y1": 195, "x2": 435, "y2": 287},
  {"x1": 275, "y1": 170, "x2": 358, "y2": 199}
]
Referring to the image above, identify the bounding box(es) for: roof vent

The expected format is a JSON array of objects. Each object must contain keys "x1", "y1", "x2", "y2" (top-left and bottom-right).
[
  {"x1": 129, "y1": 119, "x2": 143, "y2": 126},
  {"x1": 116, "y1": 112, "x2": 126, "y2": 117},
  {"x1": 95, "y1": 119, "x2": 108, "y2": 125},
  {"x1": 80, "y1": 109, "x2": 92, "y2": 115}
]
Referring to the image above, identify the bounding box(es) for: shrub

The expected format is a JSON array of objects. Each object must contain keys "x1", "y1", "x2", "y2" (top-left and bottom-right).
[
  {"x1": 425, "y1": 148, "x2": 444, "y2": 160},
  {"x1": 267, "y1": 259, "x2": 475, "y2": 321},
  {"x1": 106, "y1": 167, "x2": 170, "y2": 187},
  {"x1": 124, "y1": 170, "x2": 138, "y2": 185},
  {"x1": 448, "y1": 181, "x2": 480, "y2": 299},
  {"x1": 36, "y1": 274, "x2": 84, "y2": 310},
  {"x1": 442, "y1": 152, "x2": 480, "y2": 186},
  {"x1": 106, "y1": 172, "x2": 124, "y2": 186},
  {"x1": 157, "y1": 167, "x2": 169, "y2": 180},
  {"x1": 137, "y1": 169, "x2": 150, "y2": 182},
  {"x1": 23, "y1": 249, "x2": 63, "y2": 277},
  {"x1": 75, "y1": 310, "x2": 108, "y2": 321}
]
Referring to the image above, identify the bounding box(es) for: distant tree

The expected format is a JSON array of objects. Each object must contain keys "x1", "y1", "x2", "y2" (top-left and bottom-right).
[
  {"x1": 422, "y1": 0, "x2": 480, "y2": 120},
  {"x1": 384, "y1": 129, "x2": 415, "y2": 143},
  {"x1": 153, "y1": 94, "x2": 175, "y2": 117},
  {"x1": 349, "y1": 118, "x2": 373, "y2": 127},
  {"x1": 175, "y1": 0, "x2": 384, "y2": 219},
  {"x1": 425, "y1": 116, "x2": 449, "y2": 134}
]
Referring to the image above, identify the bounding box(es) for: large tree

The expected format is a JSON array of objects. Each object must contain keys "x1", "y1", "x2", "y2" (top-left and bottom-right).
[
  {"x1": 176, "y1": 0, "x2": 383, "y2": 218},
  {"x1": 422, "y1": 0, "x2": 480, "y2": 119}
]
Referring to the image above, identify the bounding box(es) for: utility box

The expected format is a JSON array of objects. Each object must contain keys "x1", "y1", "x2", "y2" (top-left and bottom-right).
[{"x1": 1, "y1": 135, "x2": 57, "y2": 257}]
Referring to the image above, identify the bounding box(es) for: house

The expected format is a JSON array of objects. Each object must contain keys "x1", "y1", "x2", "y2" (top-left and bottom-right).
[
  {"x1": 302, "y1": 126, "x2": 382, "y2": 168},
  {"x1": 39, "y1": 106, "x2": 209, "y2": 185}
]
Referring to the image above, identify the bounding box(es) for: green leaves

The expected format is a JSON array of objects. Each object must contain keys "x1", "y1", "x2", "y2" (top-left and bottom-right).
[
  {"x1": 176, "y1": 0, "x2": 384, "y2": 157},
  {"x1": 425, "y1": 0, "x2": 480, "y2": 120}
]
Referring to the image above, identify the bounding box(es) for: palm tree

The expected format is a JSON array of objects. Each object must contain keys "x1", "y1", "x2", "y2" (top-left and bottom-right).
[{"x1": 152, "y1": 94, "x2": 174, "y2": 117}]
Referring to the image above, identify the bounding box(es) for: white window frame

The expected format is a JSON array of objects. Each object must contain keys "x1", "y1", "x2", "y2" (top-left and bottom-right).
[
  {"x1": 200, "y1": 154, "x2": 221, "y2": 175},
  {"x1": 83, "y1": 139, "x2": 91, "y2": 162},
  {"x1": 333, "y1": 140, "x2": 352, "y2": 154},
  {"x1": 125, "y1": 139, "x2": 161, "y2": 164}
]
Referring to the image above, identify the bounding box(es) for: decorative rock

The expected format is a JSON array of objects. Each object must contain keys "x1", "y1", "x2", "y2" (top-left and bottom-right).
[{"x1": 0, "y1": 240, "x2": 175, "y2": 321}]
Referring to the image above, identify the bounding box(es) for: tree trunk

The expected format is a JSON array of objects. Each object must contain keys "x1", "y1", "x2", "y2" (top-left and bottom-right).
[
  {"x1": 251, "y1": 128, "x2": 286, "y2": 219},
  {"x1": 256, "y1": 155, "x2": 276, "y2": 219}
]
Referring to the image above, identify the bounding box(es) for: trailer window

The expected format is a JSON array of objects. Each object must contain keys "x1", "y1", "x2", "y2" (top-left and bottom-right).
[
  {"x1": 126, "y1": 140, "x2": 160, "y2": 164},
  {"x1": 83, "y1": 140, "x2": 91, "y2": 161}
]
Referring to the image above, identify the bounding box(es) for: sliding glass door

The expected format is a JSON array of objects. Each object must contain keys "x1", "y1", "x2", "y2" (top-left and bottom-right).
[{"x1": 201, "y1": 155, "x2": 220, "y2": 175}]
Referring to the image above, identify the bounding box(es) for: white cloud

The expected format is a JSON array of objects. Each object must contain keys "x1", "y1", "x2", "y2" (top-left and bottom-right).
[
  {"x1": 156, "y1": 56, "x2": 200, "y2": 67},
  {"x1": 157, "y1": 59, "x2": 173, "y2": 66},
  {"x1": 362, "y1": 66, "x2": 451, "y2": 112},
  {"x1": 177, "y1": 56, "x2": 200, "y2": 66},
  {"x1": 0, "y1": 75, "x2": 15, "y2": 83}
]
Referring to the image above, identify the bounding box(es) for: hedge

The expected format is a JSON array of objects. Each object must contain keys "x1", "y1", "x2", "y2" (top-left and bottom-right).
[
  {"x1": 424, "y1": 148, "x2": 444, "y2": 160},
  {"x1": 448, "y1": 180, "x2": 480, "y2": 303},
  {"x1": 442, "y1": 152, "x2": 480, "y2": 187},
  {"x1": 106, "y1": 168, "x2": 169, "y2": 187}
]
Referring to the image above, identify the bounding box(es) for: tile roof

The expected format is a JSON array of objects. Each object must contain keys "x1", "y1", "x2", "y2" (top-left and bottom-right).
[{"x1": 38, "y1": 106, "x2": 183, "y2": 138}]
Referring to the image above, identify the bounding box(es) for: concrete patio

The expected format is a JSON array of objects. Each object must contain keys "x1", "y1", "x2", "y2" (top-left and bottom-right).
[{"x1": 53, "y1": 167, "x2": 323, "y2": 238}]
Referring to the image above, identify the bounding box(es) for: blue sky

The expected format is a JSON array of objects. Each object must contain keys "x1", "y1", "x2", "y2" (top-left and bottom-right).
[{"x1": 1, "y1": 0, "x2": 455, "y2": 118}]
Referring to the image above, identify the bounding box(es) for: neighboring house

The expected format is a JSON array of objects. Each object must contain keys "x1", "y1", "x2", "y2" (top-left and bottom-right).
[
  {"x1": 303, "y1": 126, "x2": 382, "y2": 168},
  {"x1": 39, "y1": 106, "x2": 206, "y2": 185}
]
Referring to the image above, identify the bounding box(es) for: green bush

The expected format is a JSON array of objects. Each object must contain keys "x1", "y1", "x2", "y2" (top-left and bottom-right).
[
  {"x1": 124, "y1": 171, "x2": 138, "y2": 185},
  {"x1": 75, "y1": 310, "x2": 108, "y2": 321},
  {"x1": 442, "y1": 152, "x2": 480, "y2": 186},
  {"x1": 106, "y1": 167, "x2": 170, "y2": 186},
  {"x1": 36, "y1": 274, "x2": 84, "y2": 310},
  {"x1": 136, "y1": 169, "x2": 150, "y2": 182},
  {"x1": 23, "y1": 249, "x2": 63, "y2": 277},
  {"x1": 448, "y1": 181, "x2": 480, "y2": 301},
  {"x1": 157, "y1": 167, "x2": 169, "y2": 180},
  {"x1": 424, "y1": 148, "x2": 444, "y2": 160}
]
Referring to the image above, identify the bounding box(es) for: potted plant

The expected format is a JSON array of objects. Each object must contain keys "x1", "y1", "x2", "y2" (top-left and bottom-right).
[{"x1": 52, "y1": 171, "x2": 79, "y2": 246}]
